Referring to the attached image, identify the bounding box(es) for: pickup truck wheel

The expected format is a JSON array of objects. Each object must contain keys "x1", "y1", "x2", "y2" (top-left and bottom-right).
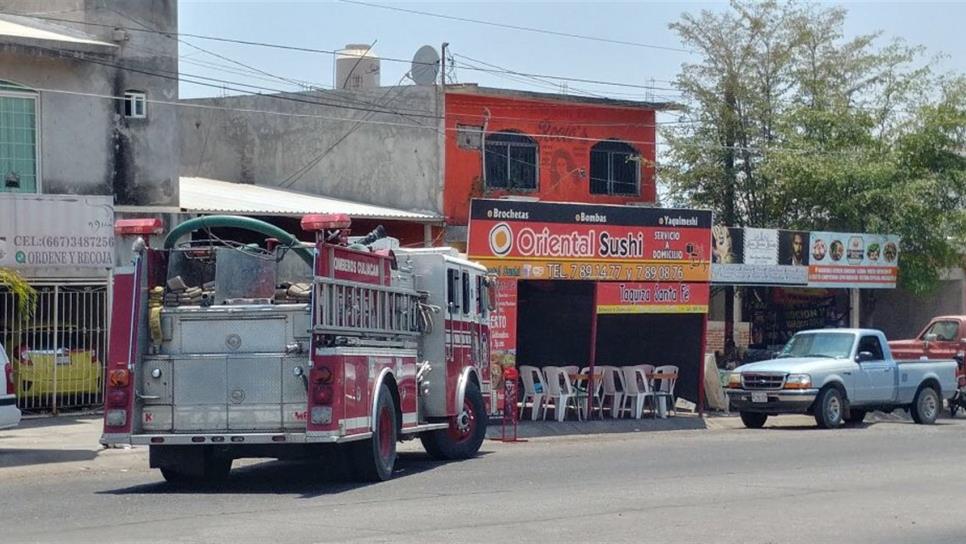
[
  {"x1": 911, "y1": 386, "x2": 940, "y2": 425},
  {"x1": 845, "y1": 409, "x2": 867, "y2": 424},
  {"x1": 739, "y1": 412, "x2": 768, "y2": 429},
  {"x1": 351, "y1": 384, "x2": 397, "y2": 482},
  {"x1": 814, "y1": 387, "x2": 844, "y2": 429}
]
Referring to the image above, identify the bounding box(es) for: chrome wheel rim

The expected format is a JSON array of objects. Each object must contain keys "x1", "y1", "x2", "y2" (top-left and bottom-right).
[
  {"x1": 827, "y1": 395, "x2": 841, "y2": 423},
  {"x1": 921, "y1": 391, "x2": 937, "y2": 420}
]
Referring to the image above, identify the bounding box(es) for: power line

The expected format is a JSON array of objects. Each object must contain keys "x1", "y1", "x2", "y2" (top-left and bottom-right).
[
  {"x1": 452, "y1": 51, "x2": 608, "y2": 99},
  {"x1": 33, "y1": 41, "x2": 686, "y2": 131},
  {"x1": 8, "y1": 11, "x2": 685, "y2": 97},
  {"x1": 32, "y1": 43, "x2": 441, "y2": 119},
  {"x1": 452, "y1": 53, "x2": 681, "y2": 93},
  {"x1": 279, "y1": 72, "x2": 411, "y2": 188},
  {"x1": 335, "y1": 0, "x2": 694, "y2": 54},
  {"x1": 22, "y1": 82, "x2": 887, "y2": 160},
  {"x1": 109, "y1": 9, "x2": 442, "y2": 126}
]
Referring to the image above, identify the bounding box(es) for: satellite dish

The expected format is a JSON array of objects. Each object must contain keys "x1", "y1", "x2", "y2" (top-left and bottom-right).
[{"x1": 410, "y1": 45, "x2": 440, "y2": 86}]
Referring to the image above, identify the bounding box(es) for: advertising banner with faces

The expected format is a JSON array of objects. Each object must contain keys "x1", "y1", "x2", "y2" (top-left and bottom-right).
[{"x1": 711, "y1": 227, "x2": 898, "y2": 288}]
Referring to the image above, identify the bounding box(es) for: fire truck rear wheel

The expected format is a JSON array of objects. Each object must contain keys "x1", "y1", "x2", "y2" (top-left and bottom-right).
[
  {"x1": 420, "y1": 381, "x2": 487, "y2": 460},
  {"x1": 352, "y1": 384, "x2": 398, "y2": 482}
]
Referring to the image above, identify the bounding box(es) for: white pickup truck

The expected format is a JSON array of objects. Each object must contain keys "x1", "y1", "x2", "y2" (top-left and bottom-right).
[{"x1": 726, "y1": 328, "x2": 958, "y2": 428}]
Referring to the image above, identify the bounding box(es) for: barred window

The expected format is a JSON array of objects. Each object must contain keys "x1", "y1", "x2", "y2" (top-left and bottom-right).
[
  {"x1": 0, "y1": 81, "x2": 38, "y2": 193},
  {"x1": 484, "y1": 131, "x2": 538, "y2": 190},
  {"x1": 590, "y1": 140, "x2": 639, "y2": 195}
]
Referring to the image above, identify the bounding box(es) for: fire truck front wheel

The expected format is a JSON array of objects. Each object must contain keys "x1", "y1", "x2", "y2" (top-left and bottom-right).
[
  {"x1": 350, "y1": 384, "x2": 398, "y2": 482},
  {"x1": 420, "y1": 381, "x2": 487, "y2": 460}
]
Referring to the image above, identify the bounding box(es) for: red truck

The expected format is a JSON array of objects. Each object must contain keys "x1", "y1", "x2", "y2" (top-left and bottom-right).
[{"x1": 888, "y1": 316, "x2": 966, "y2": 415}]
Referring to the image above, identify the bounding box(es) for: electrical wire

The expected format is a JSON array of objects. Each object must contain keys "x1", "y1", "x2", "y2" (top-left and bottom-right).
[
  {"x1": 7, "y1": 11, "x2": 686, "y2": 96},
  {"x1": 453, "y1": 53, "x2": 681, "y2": 93},
  {"x1": 278, "y1": 72, "x2": 414, "y2": 188},
  {"x1": 335, "y1": 0, "x2": 694, "y2": 54}
]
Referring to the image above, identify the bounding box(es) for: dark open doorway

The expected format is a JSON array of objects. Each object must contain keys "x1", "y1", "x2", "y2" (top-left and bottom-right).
[
  {"x1": 516, "y1": 280, "x2": 594, "y2": 367},
  {"x1": 595, "y1": 314, "x2": 705, "y2": 404}
]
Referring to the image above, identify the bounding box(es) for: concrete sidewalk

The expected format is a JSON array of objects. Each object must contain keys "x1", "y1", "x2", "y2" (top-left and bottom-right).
[
  {"x1": 0, "y1": 415, "x2": 143, "y2": 479},
  {"x1": 484, "y1": 412, "x2": 719, "y2": 440}
]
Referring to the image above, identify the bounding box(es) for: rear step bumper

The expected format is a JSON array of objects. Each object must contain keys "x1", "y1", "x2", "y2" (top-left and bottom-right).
[{"x1": 102, "y1": 423, "x2": 448, "y2": 447}]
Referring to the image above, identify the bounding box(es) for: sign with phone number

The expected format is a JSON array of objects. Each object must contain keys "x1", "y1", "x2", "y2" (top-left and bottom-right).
[
  {"x1": 475, "y1": 259, "x2": 708, "y2": 282},
  {"x1": 467, "y1": 199, "x2": 712, "y2": 282},
  {"x1": 0, "y1": 194, "x2": 115, "y2": 269}
]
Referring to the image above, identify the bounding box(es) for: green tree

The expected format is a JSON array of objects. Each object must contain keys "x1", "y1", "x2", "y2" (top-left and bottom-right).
[
  {"x1": 663, "y1": 0, "x2": 966, "y2": 293},
  {"x1": 0, "y1": 267, "x2": 36, "y2": 317}
]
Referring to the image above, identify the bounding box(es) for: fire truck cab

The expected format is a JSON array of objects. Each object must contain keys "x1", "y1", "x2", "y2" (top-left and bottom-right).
[{"x1": 101, "y1": 214, "x2": 491, "y2": 482}]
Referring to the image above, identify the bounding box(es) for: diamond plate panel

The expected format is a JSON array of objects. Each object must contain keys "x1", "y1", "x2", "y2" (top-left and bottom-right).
[
  {"x1": 141, "y1": 405, "x2": 172, "y2": 431},
  {"x1": 227, "y1": 357, "x2": 282, "y2": 404},
  {"x1": 174, "y1": 405, "x2": 227, "y2": 430},
  {"x1": 140, "y1": 358, "x2": 173, "y2": 404},
  {"x1": 180, "y1": 317, "x2": 286, "y2": 354},
  {"x1": 281, "y1": 356, "x2": 309, "y2": 405},
  {"x1": 228, "y1": 404, "x2": 283, "y2": 430},
  {"x1": 282, "y1": 402, "x2": 309, "y2": 429},
  {"x1": 173, "y1": 356, "x2": 227, "y2": 405}
]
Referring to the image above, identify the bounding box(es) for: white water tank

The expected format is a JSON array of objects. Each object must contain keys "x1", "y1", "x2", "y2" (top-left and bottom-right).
[{"x1": 335, "y1": 44, "x2": 380, "y2": 90}]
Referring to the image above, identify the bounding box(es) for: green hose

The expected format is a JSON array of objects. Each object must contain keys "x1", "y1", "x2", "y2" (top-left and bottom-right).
[{"x1": 163, "y1": 215, "x2": 314, "y2": 266}]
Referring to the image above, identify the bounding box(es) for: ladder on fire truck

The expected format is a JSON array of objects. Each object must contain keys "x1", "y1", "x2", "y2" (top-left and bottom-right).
[{"x1": 313, "y1": 277, "x2": 424, "y2": 341}]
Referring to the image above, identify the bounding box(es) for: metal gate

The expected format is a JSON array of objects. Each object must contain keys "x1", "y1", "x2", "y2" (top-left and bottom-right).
[{"x1": 0, "y1": 283, "x2": 108, "y2": 413}]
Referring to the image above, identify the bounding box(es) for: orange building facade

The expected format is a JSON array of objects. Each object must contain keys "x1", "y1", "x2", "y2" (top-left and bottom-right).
[{"x1": 443, "y1": 86, "x2": 666, "y2": 235}]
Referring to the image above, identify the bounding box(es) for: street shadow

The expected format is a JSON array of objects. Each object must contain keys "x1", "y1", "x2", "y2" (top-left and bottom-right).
[
  {"x1": 99, "y1": 451, "x2": 489, "y2": 499},
  {"x1": 10, "y1": 414, "x2": 102, "y2": 430},
  {"x1": 0, "y1": 447, "x2": 98, "y2": 467},
  {"x1": 761, "y1": 418, "x2": 958, "y2": 431}
]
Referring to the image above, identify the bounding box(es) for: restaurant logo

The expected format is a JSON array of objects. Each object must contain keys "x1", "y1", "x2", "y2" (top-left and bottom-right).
[
  {"x1": 847, "y1": 236, "x2": 864, "y2": 265},
  {"x1": 488, "y1": 223, "x2": 513, "y2": 257}
]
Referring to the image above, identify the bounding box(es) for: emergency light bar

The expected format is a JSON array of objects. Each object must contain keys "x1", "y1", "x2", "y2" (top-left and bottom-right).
[
  {"x1": 301, "y1": 213, "x2": 351, "y2": 232},
  {"x1": 115, "y1": 218, "x2": 164, "y2": 235}
]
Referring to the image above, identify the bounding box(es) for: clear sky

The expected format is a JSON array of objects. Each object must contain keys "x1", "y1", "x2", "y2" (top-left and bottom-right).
[{"x1": 178, "y1": 1, "x2": 965, "y2": 102}]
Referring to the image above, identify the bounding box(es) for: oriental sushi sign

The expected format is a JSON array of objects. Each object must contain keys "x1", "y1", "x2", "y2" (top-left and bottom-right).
[{"x1": 468, "y1": 199, "x2": 712, "y2": 282}]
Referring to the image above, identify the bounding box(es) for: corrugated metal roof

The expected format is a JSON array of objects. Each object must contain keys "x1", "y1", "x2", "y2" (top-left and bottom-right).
[
  {"x1": 0, "y1": 15, "x2": 117, "y2": 53},
  {"x1": 179, "y1": 177, "x2": 443, "y2": 223}
]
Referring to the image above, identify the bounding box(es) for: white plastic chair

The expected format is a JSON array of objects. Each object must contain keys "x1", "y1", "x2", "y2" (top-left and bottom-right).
[
  {"x1": 577, "y1": 366, "x2": 605, "y2": 420},
  {"x1": 542, "y1": 366, "x2": 581, "y2": 422},
  {"x1": 518, "y1": 365, "x2": 546, "y2": 421},
  {"x1": 652, "y1": 365, "x2": 679, "y2": 415},
  {"x1": 599, "y1": 366, "x2": 624, "y2": 418},
  {"x1": 561, "y1": 365, "x2": 579, "y2": 376},
  {"x1": 619, "y1": 366, "x2": 656, "y2": 419}
]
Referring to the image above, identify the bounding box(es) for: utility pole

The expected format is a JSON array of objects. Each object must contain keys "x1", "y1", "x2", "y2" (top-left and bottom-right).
[
  {"x1": 722, "y1": 85, "x2": 737, "y2": 357},
  {"x1": 440, "y1": 42, "x2": 448, "y2": 87}
]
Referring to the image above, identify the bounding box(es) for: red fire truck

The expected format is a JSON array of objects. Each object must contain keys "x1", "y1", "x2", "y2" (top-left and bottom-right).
[{"x1": 101, "y1": 214, "x2": 492, "y2": 482}]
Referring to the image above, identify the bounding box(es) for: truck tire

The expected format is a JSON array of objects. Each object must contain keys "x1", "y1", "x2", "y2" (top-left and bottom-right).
[
  {"x1": 814, "y1": 387, "x2": 845, "y2": 429},
  {"x1": 352, "y1": 383, "x2": 397, "y2": 482},
  {"x1": 739, "y1": 412, "x2": 768, "y2": 429},
  {"x1": 845, "y1": 409, "x2": 867, "y2": 424},
  {"x1": 420, "y1": 381, "x2": 487, "y2": 460},
  {"x1": 911, "y1": 386, "x2": 940, "y2": 425}
]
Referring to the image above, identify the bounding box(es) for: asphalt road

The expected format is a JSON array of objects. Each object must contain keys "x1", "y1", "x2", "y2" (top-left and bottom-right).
[{"x1": 2, "y1": 415, "x2": 965, "y2": 543}]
